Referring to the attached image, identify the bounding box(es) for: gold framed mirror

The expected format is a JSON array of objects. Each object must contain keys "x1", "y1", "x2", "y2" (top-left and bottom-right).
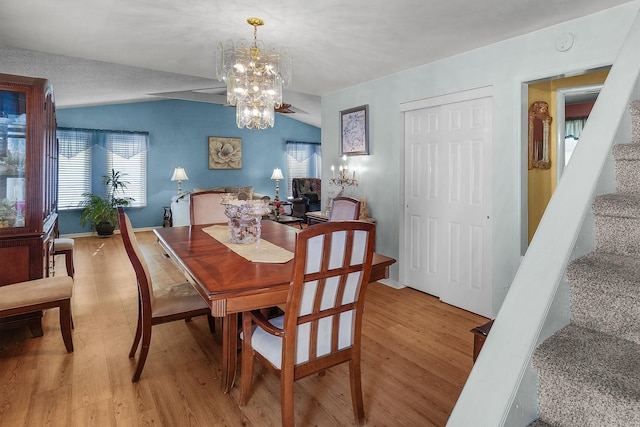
[{"x1": 528, "y1": 101, "x2": 552, "y2": 169}]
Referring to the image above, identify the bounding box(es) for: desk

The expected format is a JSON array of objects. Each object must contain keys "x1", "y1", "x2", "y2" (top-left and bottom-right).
[{"x1": 154, "y1": 221, "x2": 396, "y2": 392}]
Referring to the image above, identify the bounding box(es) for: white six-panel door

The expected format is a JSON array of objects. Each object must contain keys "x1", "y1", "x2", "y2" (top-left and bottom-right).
[{"x1": 404, "y1": 93, "x2": 493, "y2": 317}]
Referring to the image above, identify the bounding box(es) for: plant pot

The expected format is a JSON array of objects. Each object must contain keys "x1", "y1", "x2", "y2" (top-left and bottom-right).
[{"x1": 95, "y1": 221, "x2": 115, "y2": 236}]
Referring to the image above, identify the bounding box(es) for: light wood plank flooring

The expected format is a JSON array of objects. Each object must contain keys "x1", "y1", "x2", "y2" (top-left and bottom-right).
[{"x1": 0, "y1": 231, "x2": 488, "y2": 426}]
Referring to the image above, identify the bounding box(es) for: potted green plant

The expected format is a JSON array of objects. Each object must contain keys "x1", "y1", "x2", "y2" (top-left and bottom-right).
[{"x1": 79, "y1": 169, "x2": 133, "y2": 236}]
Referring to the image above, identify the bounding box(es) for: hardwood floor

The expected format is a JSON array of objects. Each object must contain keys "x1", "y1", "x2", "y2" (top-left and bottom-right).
[{"x1": 0, "y1": 231, "x2": 488, "y2": 426}]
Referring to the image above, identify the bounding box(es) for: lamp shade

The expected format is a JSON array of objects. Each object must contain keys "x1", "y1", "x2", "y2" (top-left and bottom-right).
[
  {"x1": 270, "y1": 168, "x2": 284, "y2": 180},
  {"x1": 171, "y1": 167, "x2": 189, "y2": 181}
]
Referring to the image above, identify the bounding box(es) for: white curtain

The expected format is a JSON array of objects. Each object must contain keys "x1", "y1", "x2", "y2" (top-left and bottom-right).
[{"x1": 565, "y1": 117, "x2": 588, "y2": 140}]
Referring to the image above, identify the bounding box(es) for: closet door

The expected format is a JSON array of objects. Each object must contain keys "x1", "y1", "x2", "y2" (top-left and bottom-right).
[{"x1": 404, "y1": 91, "x2": 493, "y2": 317}]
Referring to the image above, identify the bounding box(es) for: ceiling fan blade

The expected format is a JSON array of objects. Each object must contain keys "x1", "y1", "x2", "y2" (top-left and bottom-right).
[{"x1": 275, "y1": 103, "x2": 295, "y2": 114}]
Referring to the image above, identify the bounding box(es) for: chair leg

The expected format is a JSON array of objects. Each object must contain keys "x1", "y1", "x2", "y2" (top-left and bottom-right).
[
  {"x1": 240, "y1": 313, "x2": 254, "y2": 406},
  {"x1": 129, "y1": 303, "x2": 143, "y2": 358},
  {"x1": 64, "y1": 249, "x2": 75, "y2": 279},
  {"x1": 349, "y1": 358, "x2": 366, "y2": 426},
  {"x1": 59, "y1": 299, "x2": 74, "y2": 353},
  {"x1": 281, "y1": 365, "x2": 296, "y2": 427},
  {"x1": 28, "y1": 316, "x2": 44, "y2": 337},
  {"x1": 132, "y1": 322, "x2": 152, "y2": 382},
  {"x1": 54, "y1": 248, "x2": 75, "y2": 278}
]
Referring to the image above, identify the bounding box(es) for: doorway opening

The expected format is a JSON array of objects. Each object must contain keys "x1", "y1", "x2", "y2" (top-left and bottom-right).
[
  {"x1": 526, "y1": 68, "x2": 609, "y2": 245},
  {"x1": 556, "y1": 84, "x2": 602, "y2": 182}
]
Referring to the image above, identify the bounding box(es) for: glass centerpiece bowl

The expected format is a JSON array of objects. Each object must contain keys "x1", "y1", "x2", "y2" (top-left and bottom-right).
[{"x1": 222, "y1": 196, "x2": 271, "y2": 245}]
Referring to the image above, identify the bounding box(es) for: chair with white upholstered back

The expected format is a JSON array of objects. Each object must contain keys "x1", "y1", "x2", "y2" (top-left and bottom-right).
[
  {"x1": 189, "y1": 190, "x2": 228, "y2": 225},
  {"x1": 329, "y1": 196, "x2": 361, "y2": 221},
  {"x1": 240, "y1": 221, "x2": 376, "y2": 427}
]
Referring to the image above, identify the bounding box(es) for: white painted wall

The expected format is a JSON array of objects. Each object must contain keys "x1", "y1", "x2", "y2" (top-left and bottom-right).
[{"x1": 321, "y1": 1, "x2": 640, "y2": 316}]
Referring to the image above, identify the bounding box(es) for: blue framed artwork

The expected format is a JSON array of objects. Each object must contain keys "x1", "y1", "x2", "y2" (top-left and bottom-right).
[{"x1": 340, "y1": 104, "x2": 369, "y2": 155}]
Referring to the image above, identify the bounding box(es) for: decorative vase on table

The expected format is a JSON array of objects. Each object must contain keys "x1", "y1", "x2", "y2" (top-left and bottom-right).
[{"x1": 223, "y1": 197, "x2": 271, "y2": 244}]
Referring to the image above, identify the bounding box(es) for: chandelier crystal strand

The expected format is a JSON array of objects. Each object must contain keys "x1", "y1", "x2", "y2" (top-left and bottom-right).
[{"x1": 216, "y1": 18, "x2": 292, "y2": 129}]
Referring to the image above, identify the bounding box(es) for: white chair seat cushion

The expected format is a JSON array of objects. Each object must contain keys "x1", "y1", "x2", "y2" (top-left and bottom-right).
[
  {"x1": 0, "y1": 276, "x2": 73, "y2": 311},
  {"x1": 247, "y1": 312, "x2": 354, "y2": 370},
  {"x1": 53, "y1": 238, "x2": 74, "y2": 251},
  {"x1": 151, "y1": 282, "x2": 209, "y2": 317}
]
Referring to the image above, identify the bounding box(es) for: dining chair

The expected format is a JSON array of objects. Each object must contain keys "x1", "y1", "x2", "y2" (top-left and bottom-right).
[
  {"x1": 53, "y1": 237, "x2": 75, "y2": 278},
  {"x1": 0, "y1": 275, "x2": 74, "y2": 353},
  {"x1": 189, "y1": 190, "x2": 228, "y2": 225},
  {"x1": 117, "y1": 207, "x2": 215, "y2": 382},
  {"x1": 240, "y1": 221, "x2": 376, "y2": 427},
  {"x1": 329, "y1": 196, "x2": 361, "y2": 221}
]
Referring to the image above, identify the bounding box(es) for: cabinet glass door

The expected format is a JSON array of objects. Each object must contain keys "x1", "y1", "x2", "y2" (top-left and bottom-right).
[{"x1": 0, "y1": 89, "x2": 27, "y2": 228}]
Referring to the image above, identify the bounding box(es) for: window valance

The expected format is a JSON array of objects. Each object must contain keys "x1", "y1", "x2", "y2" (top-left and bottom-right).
[
  {"x1": 58, "y1": 127, "x2": 149, "y2": 159},
  {"x1": 286, "y1": 141, "x2": 320, "y2": 162}
]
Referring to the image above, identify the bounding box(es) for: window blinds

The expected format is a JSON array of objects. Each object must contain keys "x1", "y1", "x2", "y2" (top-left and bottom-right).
[{"x1": 57, "y1": 128, "x2": 149, "y2": 209}]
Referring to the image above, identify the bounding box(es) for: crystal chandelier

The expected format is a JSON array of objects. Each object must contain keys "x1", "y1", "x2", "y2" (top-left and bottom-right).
[{"x1": 216, "y1": 17, "x2": 292, "y2": 130}]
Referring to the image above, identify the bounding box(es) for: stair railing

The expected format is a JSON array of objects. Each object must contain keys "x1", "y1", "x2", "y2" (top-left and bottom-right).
[{"x1": 448, "y1": 11, "x2": 640, "y2": 427}]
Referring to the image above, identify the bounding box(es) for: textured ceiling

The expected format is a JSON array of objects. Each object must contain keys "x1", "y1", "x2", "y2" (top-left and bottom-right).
[{"x1": 0, "y1": 0, "x2": 634, "y2": 127}]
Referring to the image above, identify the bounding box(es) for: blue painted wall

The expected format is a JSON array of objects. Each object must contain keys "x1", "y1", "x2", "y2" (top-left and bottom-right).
[{"x1": 57, "y1": 99, "x2": 321, "y2": 234}]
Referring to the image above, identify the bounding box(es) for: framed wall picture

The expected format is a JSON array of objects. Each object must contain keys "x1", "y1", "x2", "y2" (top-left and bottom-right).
[
  {"x1": 340, "y1": 104, "x2": 369, "y2": 155},
  {"x1": 208, "y1": 137, "x2": 242, "y2": 169}
]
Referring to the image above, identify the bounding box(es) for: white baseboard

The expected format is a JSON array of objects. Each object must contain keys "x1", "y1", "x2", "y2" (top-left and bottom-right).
[
  {"x1": 59, "y1": 226, "x2": 160, "y2": 239},
  {"x1": 377, "y1": 278, "x2": 405, "y2": 289}
]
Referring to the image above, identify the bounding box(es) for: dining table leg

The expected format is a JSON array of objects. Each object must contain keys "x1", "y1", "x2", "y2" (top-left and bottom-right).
[{"x1": 221, "y1": 313, "x2": 238, "y2": 393}]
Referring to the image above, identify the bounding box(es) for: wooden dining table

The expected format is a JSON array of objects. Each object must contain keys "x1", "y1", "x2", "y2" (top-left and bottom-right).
[{"x1": 154, "y1": 221, "x2": 396, "y2": 392}]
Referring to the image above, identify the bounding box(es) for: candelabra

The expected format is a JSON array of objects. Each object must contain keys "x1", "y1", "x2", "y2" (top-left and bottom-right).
[{"x1": 330, "y1": 156, "x2": 358, "y2": 189}]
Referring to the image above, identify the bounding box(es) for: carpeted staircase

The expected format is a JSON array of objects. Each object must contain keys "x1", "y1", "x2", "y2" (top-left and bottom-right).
[{"x1": 529, "y1": 101, "x2": 640, "y2": 426}]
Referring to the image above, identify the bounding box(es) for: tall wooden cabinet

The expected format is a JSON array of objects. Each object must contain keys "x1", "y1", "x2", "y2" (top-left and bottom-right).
[{"x1": 0, "y1": 73, "x2": 58, "y2": 334}]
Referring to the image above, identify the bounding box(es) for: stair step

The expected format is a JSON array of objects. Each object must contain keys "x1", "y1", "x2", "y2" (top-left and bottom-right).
[
  {"x1": 614, "y1": 144, "x2": 640, "y2": 192},
  {"x1": 613, "y1": 142, "x2": 640, "y2": 160},
  {"x1": 527, "y1": 420, "x2": 554, "y2": 427},
  {"x1": 532, "y1": 324, "x2": 640, "y2": 426},
  {"x1": 593, "y1": 193, "x2": 640, "y2": 217},
  {"x1": 593, "y1": 193, "x2": 640, "y2": 255},
  {"x1": 567, "y1": 252, "x2": 640, "y2": 345}
]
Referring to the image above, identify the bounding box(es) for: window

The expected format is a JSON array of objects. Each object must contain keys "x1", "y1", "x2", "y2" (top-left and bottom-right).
[
  {"x1": 285, "y1": 141, "x2": 321, "y2": 197},
  {"x1": 565, "y1": 117, "x2": 588, "y2": 166},
  {"x1": 57, "y1": 129, "x2": 92, "y2": 210},
  {"x1": 57, "y1": 128, "x2": 149, "y2": 209},
  {"x1": 106, "y1": 132, "x2": 148, "y2": 208}
]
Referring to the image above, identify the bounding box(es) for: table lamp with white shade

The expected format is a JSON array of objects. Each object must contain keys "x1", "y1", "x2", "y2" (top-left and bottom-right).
[
  {"x1": 171, "y1": 167, "x2": 189, "y2": 195},
  {"x1": 270, "y1": 168, "x2": 284, "y2": 201}
]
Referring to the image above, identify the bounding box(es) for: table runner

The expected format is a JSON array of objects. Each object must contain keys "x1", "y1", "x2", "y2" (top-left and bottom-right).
[{"x1": 202, "y1": 225, "x2": 294, "y2": 263}]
